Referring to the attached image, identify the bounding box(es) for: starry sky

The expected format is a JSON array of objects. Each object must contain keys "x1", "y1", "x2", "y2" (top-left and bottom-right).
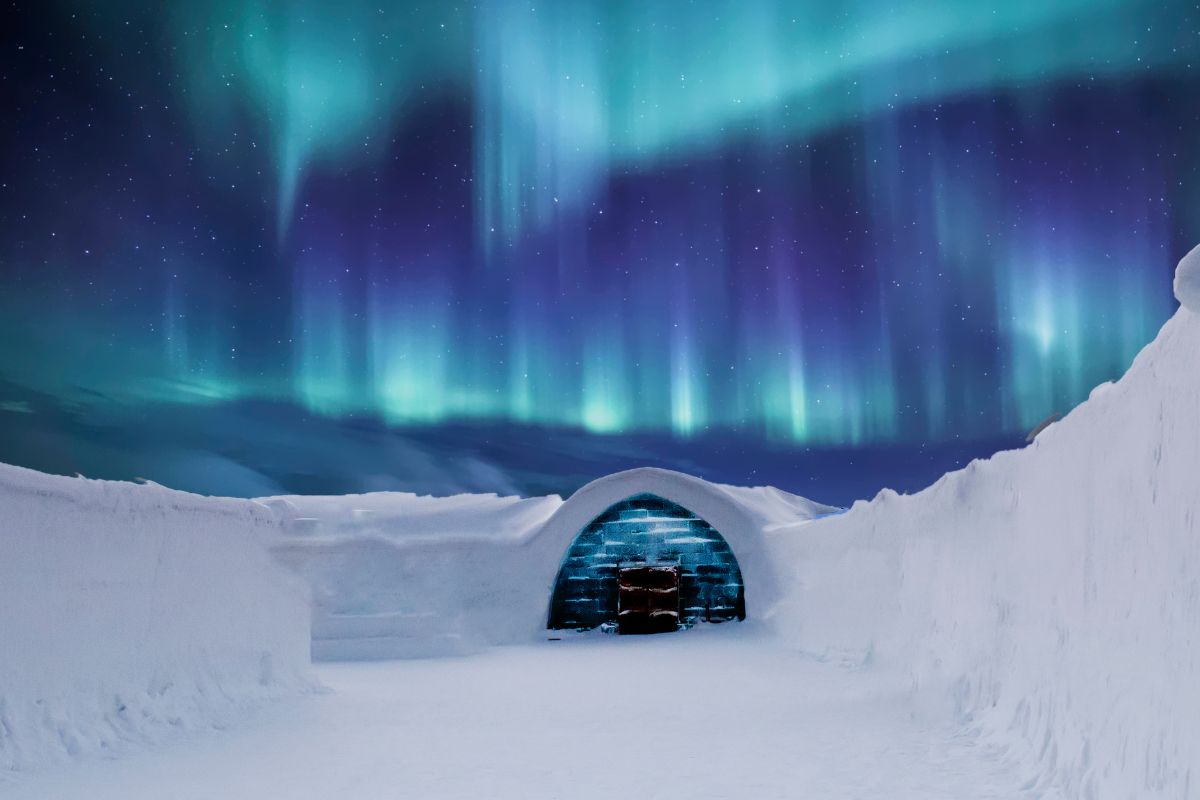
[{"x1": 0, "y1": 1, "x2": 1197, "y2": 503}]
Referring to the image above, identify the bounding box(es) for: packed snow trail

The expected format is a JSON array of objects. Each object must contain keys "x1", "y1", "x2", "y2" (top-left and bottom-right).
[{"x1": 1, "y1": 628, "x2": 1038, "y2": 800}]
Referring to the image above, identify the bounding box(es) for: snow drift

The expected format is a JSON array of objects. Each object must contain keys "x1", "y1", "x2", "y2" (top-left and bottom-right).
[
  {"x1": 772, "y1": 252, "x2": 1200, "y2": 798},
  {"x1": 0, "y1": 465, "x2": 311, "y2": 773}
]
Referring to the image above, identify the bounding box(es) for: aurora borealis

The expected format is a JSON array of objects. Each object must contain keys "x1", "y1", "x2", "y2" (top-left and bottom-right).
[{"x1": 1, "y1": 1, "x2": 1198, "y2": 500}]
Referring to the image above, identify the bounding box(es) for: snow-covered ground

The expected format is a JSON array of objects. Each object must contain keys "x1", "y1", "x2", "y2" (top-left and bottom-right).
[{"x1": 0, "y1": 628, "x2": 1037, "y2": 800}]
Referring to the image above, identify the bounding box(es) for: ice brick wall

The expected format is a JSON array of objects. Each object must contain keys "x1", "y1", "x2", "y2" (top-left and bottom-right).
[{"x1": 548, "y1": 494, "x2": 745, "y2": 630}]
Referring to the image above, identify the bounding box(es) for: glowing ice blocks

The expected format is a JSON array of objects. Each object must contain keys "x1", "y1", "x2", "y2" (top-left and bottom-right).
[{"x1": 548, "y1": 494, "x2": 745, "y2": 631}]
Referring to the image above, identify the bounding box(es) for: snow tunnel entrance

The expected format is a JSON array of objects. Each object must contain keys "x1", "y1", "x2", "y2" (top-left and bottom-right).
[{"x1": 547, "y1": 493, "x2": 746, "y2": 633}]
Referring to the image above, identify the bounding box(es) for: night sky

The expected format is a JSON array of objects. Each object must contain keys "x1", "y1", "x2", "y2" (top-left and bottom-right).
[{"x1": 1, "y1": 1, "x2": 1198, "y2": 504}]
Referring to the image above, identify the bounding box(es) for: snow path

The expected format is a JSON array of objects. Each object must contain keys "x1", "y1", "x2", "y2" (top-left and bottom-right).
[{"x1": 1, "y1": 629, "x2": 1037, "y2": 799}]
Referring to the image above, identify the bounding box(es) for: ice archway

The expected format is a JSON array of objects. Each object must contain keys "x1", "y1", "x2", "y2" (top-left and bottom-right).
[
  {"x1": 534, "y1": 467, "x2": 794, "y2": 631},
  {"x1": 547, "y1": 492, "x2": 746, "y2": 631}
]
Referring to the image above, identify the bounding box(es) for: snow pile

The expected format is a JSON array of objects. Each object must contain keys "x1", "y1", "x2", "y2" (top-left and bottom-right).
[
  {"x1": 1176, "y1": 243, "x2": 1200, "y2": 312},
  {"x1": 0, "y1": 465, "x2": 311, "y2": 773},
  {"x1": 772, "y1": 257, "x2": 1200, "y2": 797}
]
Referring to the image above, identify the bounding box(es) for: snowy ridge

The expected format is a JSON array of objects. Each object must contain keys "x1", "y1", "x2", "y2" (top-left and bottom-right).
[
  {"x1": 772, "y1": 269, "x2": 1200, "y2": 795},
  {"x1": 260, "y1": 490, "x2": 562, "y2": 545},
  {"x1": 716, "y1": 482, "x2": 841, "y2": 531},
  {"x1": 1175, "y1": 243, "x2": 1200, "y2": 312},
  {"x1": 0, "y1": 464, "x2": 311, "y2": 774}
]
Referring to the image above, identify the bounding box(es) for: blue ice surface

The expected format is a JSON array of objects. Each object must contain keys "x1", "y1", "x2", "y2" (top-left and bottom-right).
[{"x1": 547, "y1": 493, "x2": 745, "y2": 631}]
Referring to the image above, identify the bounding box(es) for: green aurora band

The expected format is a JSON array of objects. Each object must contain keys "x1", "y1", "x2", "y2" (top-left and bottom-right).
[{"x1": 2, "y1": 0, "x2": 1196, "y2": 446}]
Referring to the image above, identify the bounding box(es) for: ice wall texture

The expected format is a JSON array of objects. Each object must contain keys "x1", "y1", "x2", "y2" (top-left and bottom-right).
[
  {"x1": 547, "y1": 494, "x2": 745, "y2": 630},
  {"x1": 0, "y1": 465, "x2": 311, "y2": 773},
  {"x1": 772, "y1": 253, "x2": 1200, "y2": 797}
]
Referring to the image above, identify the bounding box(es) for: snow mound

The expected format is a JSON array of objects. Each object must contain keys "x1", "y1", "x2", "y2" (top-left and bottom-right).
[
  {"x1": 773, "y1": 297, "x2": 1200, "y2": 797},
  {"x1": 0, "y1": 465, "x2": 311, "y2": 773},
  {"x1": 1175, "y1": 243, "x2": 1200, "y2": 312}
]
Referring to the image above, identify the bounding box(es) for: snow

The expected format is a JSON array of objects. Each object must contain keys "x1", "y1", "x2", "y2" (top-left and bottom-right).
[
  {"x1": 258, "y1": 490, "x2": 562, "y2": 544},
  {"x1": 268, "y1": 490, "x2": 564, "y2": 659},
  {"x1": 0, "y1": 629, "x2": 1033, "y2": 800},
  {"x1": 1175, "y1": 242, "x2": 1200, "y2": 311},
  {"x1": 0, "y1": 464, "x2": 311, "y2": 773},
  {"x1": 716, "y1": 481, "x2": 841, "y2": 531},
  {"x1": 771, "y1": 301, "x2": 1200, "y2": 795}
]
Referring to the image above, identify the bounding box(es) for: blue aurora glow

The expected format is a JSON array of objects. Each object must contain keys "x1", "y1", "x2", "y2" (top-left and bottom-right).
[{"x1": 0, "y1": 0, "x2": 1197, "y2": 487}]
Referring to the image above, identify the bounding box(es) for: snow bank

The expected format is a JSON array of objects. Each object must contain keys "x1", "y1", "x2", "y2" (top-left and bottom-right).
[
  {"x1": 269, "y1": 468, "x2": 836, "y2": 660},
  {"x1": 269, "y1": 491, "x2": 564, "y2": 659},
  {"x1": 0, "y1": 465, "x2": 311, "y2": 773},
  {"x1": 773, "y1": 258, "x2": 1200, "y2": 796},
  {"x1": 260, "y1": 490, "x2": 562, "y2": 543},
  {"x1": 1176, "y1": 243, "x2": 1200, "y2": 312}
]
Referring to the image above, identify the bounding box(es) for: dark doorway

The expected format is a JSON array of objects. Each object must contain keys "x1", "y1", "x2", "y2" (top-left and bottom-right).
[{"x1": 617, "y1": 565, "x2": 680, "y2": 635}]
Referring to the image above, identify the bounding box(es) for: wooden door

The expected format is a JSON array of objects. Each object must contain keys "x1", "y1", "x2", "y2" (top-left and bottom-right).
[{"x1": 617, "y1": 565, "x2": 680, "y2": 635}]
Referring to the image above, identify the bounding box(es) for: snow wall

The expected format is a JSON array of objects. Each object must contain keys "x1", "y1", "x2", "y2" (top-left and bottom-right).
[
  {"x1": 269, "y1": 468, "x2": 836, "y2": 660},
  {"x1": 0, "y1": 465, "x2": 311, "y2": 773},
  {"x1": 268, "y1": 491, "x2": 564, "y2": 659},
  {"x1": 770, "y1": 255, "x2": 1200, "y2": 798}
]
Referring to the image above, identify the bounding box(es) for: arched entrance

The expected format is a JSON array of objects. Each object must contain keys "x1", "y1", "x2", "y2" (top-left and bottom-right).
[{"x1": 547, "y1": 493, "x2": 746, "y2": 633}]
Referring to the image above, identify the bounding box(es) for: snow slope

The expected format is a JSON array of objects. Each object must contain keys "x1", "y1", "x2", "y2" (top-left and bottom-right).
[
  {"x1": 718, "y1": 481, "x2": 841, "y2": 531},
  {"x1": 0, "y1": 465, "x2": 311, "y2": 773},
  {"x1": 259, "y1": 490, "x2": 562, "y2": 543},
  {"x1": 772, "y1": 260, "x2": 1200, "y2": 797}
]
